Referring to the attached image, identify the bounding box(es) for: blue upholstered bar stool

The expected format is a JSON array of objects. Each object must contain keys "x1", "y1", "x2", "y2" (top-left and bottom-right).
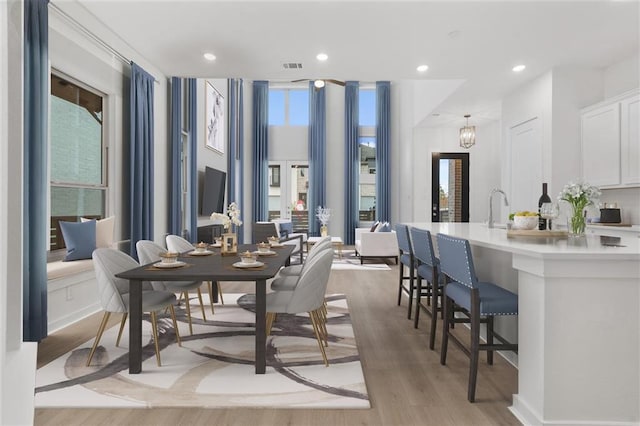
[
  {"x1": 395, "y1": 224, "x2": 416, "y2": 319},
  {"x1": 436, "y1": 233, "x2": 518, "y2": 402},
  {"x1": 409, "y1": 227, "x2": 443, "y2": 350}
]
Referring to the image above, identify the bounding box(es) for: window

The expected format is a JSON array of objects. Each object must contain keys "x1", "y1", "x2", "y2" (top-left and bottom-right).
[
  {"x1": 50, "y1": 73, "x2": 106, "y2": 250},
  {"x1": 269, "y1": 164, "x2": 281, "y2": 187},
  {"x1": 358, "y1": 88, "x2": 376, "y2": 220},
  {"x1": 268, "y1": 88, "x2": 309, "y2": 126}
]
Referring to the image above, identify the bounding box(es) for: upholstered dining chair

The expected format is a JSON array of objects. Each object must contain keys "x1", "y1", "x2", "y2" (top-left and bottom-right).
[
  {"x1": 253, "y1": 222, "x2": 304, "y2": 265},
  {"x1": 436, "y1": 233, "x2": 519, "y2": 402},
  {"x1": 88, "y1": 248, "x2": 181, "y2": 367},
  {"x1": 166, "y1": 234, "x2": 224, "y2": 311},
  {"x1": 409, "y1": 227, "x2": 443, "y2": 350},
  {"x1": 395, "y1": 224, "x2": 416, "y2": 319},
  {"x1": 136, "y1": 240, "x2": 208, "y2": 336},
  {"x1": 276, "y1": 235, "x2": 332, "y2": 278},
  {"x1": 265, "y1": 248, "x2": 334, "y2": 366}
]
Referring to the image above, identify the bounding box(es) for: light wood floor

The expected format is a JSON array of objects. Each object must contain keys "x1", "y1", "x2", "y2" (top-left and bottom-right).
[{"x1": 35, "y1": 261, "x2": 519, "y2": 426}]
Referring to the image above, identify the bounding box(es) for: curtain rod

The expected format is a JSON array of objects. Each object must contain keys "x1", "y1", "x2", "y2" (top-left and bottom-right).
[{"x1": 49, "y1": 3, "x2": 158, "y2": 83}]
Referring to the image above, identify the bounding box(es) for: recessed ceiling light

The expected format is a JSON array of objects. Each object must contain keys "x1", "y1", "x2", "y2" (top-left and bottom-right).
[
  {"x1": 203, "y1": 53, "x2": 216, "y2": 61},
  {"x1": 314, "y1": 80, "x2": 325, "y2": 88},
  {"x1": 417, "y1": 64, "x2": 429, "y2": 72},
  {"x1": 316, "y1": 53, "x2": 328, "y2": 61},
  {"x1": 512, "y1": 64, "x2": 526, "y2": 72}
]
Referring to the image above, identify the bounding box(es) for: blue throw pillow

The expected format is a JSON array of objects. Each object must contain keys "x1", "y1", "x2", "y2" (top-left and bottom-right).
[
  {"x1": 278, "y1": 222, "x2": 293, "y2": 237},
  {"x1": 59, "y1": 220, "x2": 96, "y2": 261}
]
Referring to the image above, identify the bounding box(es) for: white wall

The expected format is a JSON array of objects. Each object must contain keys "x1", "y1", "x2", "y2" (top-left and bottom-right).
[
  {"x1": 411, "y1": 123, "x2": 501, "y2": 224},
  {"x1": 1, "y1": 1, "x2": 38, "y2": 424},
  {"x1": 604, "y1": 53, "x2": 639, "y2": 99},
  {"x1": 51, "y1": 2, "x2": 170, "y2": 247},
  {"x1": 197, "y1": 78, "x2": 227, "y2": 223},
  {"x1": 550, "y1": 67, "x2": 604, "y2": 198},
  {"x1": 501, "y1": 70, "x2": 553, "y2": 221}
]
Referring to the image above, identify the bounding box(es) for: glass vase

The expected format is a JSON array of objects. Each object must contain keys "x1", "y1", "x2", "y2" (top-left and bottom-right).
[
  {"x1": 568, "y1": 207, "x2": 586, "y2": 237},
  {"x1": 320, "y1": 224, "x2": 328, "y2": 237}
]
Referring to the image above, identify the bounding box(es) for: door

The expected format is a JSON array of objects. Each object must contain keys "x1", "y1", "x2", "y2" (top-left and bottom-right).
[
  {"x1": 509, "y1": 118, "x2": 542, "y2": 213},
  {"x1": 268, "y1": 160, "x2": 309, "y2": 231},
  {"x1": 431, "y1": 153, "x2": 469, "y2": 222}
]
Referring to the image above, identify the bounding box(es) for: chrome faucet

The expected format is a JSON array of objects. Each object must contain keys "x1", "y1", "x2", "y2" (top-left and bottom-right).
[{"x1": 488, "y1": 188, "x2": 509, "y2": 229}]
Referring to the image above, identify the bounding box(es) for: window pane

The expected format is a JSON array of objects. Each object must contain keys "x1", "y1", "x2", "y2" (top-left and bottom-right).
[
  {"x1": 268, "y1": 89, "x2": 285, "y2": 125},
  {"x1": 359, "y1": 136, "x2": 376, "y2": 215},
  {"x1": 289, "y1": 89, "x2": 309, "y2": 125},
  {"x1": 50, "y1": 75, "x2": 103, "y2": 185},
  {"x1": 359, "y1": 89, "x2": 376, "y2": 126},
  {"x1": 50, "y1": 187, "x2": 105, "y2": 218}
]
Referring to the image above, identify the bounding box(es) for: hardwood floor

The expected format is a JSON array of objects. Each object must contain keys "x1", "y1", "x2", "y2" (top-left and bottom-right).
[{"x1": 35, "y1": 262, "x2": 519, "y2": 426}]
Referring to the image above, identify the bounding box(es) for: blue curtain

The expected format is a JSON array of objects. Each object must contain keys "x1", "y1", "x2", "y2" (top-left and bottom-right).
[
  {"x1": 376, "y1": 81, "x2": 391, "y2": 222},
  {"x1": 252, "y1": 81, "x2": 269, "y2": 223},
  {"x1": 23, "y1": 0, "x2": 49, "y2": 342},
  {"x1": 187, "y1": 78, "x2": 198, "y2": 242},
  {"x1": 308, "y1": 82, "x2": 326, "y2": 236},
  {"x1": 169, "y1": 77, "x2": 181, "y2": 236},
  {"x1": 129, "y1": 62, "x2": 155, "y2": 258},
  {"x1": 344, "y1": 81, "x2": 359, "y2": 245},
  {"x1": 238, "y1": 81, "x2": 245, "y2": 242},
  {"x1": 228, "y1": 79, "x2": 245, "y2": 241}
]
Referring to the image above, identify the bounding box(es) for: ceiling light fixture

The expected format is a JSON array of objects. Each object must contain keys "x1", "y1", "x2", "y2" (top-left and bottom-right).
[
  {"x1": 512, "y1": 64, "x2": 526, "y2": 72},
  {"x1": 314, "y1": 79, "x2": 325, "y2": 88},
  {"x1": 203, "y1": 53, "x2": 216, "y2": 61},
  {"x1": 316, "y1": 53, "x2": 328, "y2": 61},
  {"x1": 459, "y1": 114, "x2": 476, "y2": 149},
  {"x1": 416, "y1": 64, "x2": 429, "y2": 72}
]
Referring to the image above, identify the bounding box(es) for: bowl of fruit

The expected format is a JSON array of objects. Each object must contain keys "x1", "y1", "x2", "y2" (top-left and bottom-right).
[{"x1": 512, "y1": 211, "x2": 539, "y2": 230}]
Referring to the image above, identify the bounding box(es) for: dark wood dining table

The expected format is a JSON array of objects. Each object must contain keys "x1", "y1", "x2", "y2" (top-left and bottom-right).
[{"x1": 116, "y1": 243, "x2": 294, "y2": 374}]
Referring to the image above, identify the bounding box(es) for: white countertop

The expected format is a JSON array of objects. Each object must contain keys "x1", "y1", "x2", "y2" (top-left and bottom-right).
[{"x1": 404, "y1": 222, "x2": 640, "y2": 260}]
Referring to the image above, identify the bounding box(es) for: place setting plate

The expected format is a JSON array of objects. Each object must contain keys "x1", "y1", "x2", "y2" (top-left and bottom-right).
[
  {"x1": 187, "y1": 250, "x2": 215, "y2": 256},
  {"x1": 151, "y1": 260, "x2": 188, "y2": 269},
  {"x1": 253, "y1": 250, "x2": 277, "y2": 256},
  {"x1": 232, "y1": 261, "x2": 265, "y2": 269}
]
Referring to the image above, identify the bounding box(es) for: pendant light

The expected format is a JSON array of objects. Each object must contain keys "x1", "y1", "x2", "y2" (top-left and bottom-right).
[{"x1": 459, "y1": 114, "x2": 476, "y2": 149}]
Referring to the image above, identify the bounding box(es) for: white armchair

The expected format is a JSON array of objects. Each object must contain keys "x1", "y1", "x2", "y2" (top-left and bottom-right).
[{"x1": 354, "y1": 228, "x2": 399, "y2": 264}]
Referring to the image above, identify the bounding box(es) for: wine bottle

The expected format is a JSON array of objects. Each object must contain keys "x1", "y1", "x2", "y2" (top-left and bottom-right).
[{"x1": 538, "y1": 183, "x2": 551, "y2": 230}]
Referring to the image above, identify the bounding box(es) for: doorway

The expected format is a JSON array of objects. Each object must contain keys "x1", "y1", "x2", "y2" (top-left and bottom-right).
[
  {"x1": 431, "y1": 153, "x2": 469, "y2": 222},
  {"x1": 268, "y1": 160, "x2": 309, "y2": 232}
]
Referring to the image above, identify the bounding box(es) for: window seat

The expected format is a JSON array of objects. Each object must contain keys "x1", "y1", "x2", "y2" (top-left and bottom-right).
[
  {"x1": 47, "y1": 258, "x2": 99, "y2": 333},
  {"x1": 47, "y1": 258, "x2": 93, "y2": 280}
]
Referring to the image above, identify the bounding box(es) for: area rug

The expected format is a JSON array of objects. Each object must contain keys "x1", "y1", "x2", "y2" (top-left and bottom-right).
[
  {"x1": 331, "y1": 250, "x2": 392, "y2": 271},
  {"x1": 35, "y1": 294, "x2": 370, "y2": 409}
]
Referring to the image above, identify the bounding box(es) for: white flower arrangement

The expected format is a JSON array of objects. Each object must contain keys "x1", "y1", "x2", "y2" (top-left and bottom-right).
[
  {"x1": 210, "y1": 202, "x2": 243, "y2": 231},
  {"x1": 558, "y1": 181, "x2": 600, "y2": 235},
  {"x1": 316, "y1": 206, "x2": 331, "y2": 226},
  {"x1": 557, "y1": 181, "x2": 601, "y2": 211}
]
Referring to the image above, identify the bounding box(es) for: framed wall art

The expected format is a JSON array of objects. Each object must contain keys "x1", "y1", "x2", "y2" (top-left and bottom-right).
[{"x1": 205, "y1": 81, "x2": 224, "y2": 154}]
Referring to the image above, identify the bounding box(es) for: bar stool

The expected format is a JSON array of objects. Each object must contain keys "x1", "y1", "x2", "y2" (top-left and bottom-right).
[
  {"x1": 409, "y1": 227, "x2": 443, "y2": 350},
  {"x1": 436, "y1": 233, "x2": 518, "y2": 402},
  {"x1": 395, "y1": 224, "x2": 416, "y2": 319}
]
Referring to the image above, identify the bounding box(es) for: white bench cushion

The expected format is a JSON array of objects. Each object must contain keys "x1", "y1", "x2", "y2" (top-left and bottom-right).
[{"x1": 47, "y1": 259, "x2": 94, "y2": 281}]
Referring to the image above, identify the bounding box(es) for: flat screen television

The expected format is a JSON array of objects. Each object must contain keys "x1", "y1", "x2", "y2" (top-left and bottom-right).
[{"x1": 201, "y1": 166, "x2": 226, "y2": 215}]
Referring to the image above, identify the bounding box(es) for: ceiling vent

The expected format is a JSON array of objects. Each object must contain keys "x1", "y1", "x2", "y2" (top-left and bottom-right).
[{"x1": 283, "y1": 63, "x2": 303, "y2": 70}]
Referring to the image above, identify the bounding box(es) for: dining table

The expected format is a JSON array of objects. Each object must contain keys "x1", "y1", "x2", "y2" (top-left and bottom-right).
[{"x1": 116, "y1": 243, "x2": 294, "y2": 374}]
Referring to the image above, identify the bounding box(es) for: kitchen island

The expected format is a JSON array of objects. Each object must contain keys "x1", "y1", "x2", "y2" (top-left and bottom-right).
[{"x1": 405, "y1": 222, "x2": 640, "y2": 426}]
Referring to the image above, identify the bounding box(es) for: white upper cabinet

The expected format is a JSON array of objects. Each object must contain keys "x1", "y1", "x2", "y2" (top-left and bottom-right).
[
  {"x1": 620, "y1": 93, "x2": 640, "y2": 185},
  {"x1": 581, "y1": 101, "x2": 620, "y2": 186},
  {"x1": 581, "y1": 89, "x2": 639, "y2": 188}
]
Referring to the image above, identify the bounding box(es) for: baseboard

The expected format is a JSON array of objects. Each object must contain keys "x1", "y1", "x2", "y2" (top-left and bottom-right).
[{"x1": 510, "y1": 394, "x2": 640, "y2": 426}]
